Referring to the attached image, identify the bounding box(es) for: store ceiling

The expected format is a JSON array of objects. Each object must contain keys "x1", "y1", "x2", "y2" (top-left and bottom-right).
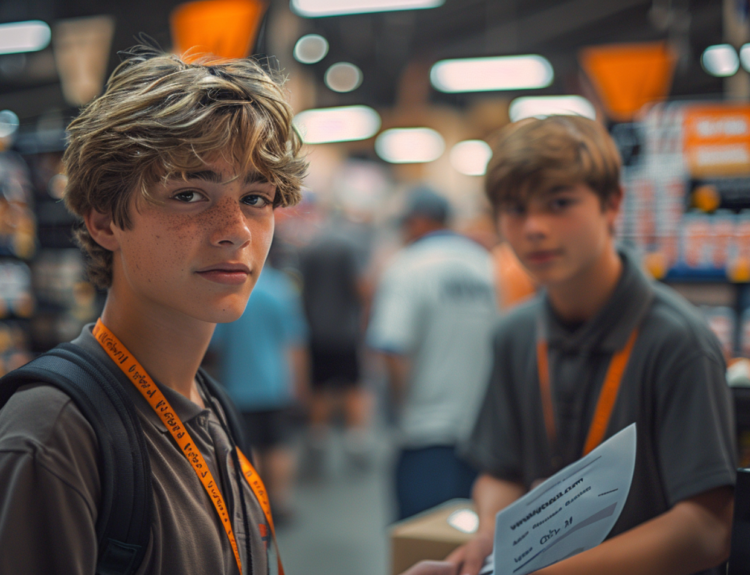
[
  {"x1": 0, "y1": 0, "x2": 726, "y2": 125},
  {"x1": 302, "y1": 0, "x2": 723, "y2": 107}
]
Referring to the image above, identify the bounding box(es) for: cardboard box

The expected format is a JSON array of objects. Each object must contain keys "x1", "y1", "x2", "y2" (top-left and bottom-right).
[{"x1": 390, "y1": 499, "x2": 477, "y2": 575}]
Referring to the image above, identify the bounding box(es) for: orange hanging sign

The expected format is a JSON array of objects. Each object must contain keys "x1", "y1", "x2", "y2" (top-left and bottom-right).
[
  {"x1": 171, "y1": 0, "x2": 267, "y2": 61},
  {"x1": 580, "y1": 42, "x2": 676, "y2": 122}
]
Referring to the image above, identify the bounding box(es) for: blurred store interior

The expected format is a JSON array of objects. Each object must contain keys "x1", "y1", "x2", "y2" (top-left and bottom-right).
[{"x1": 2, "y1": 0, "x2": 750, "y2": 573}]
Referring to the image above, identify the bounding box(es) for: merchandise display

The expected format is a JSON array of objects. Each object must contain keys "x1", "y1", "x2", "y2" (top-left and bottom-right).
[
  {"x1": 0, "y1": 153, "x2": 35, "y2": 260},
  {"x1": 31, "y1": 249, "x2": 98, "y2": 352},
  {"x1": 621, "y1": 102, "x2": 750, "y2": 277},
  {"x1": 620, "y1": 102, "x2": 750, "y2": 357},
  {"x1": 0, "y1": 152, "x2": 35, "y2": 374},
  {"x1": 0, "y1": 148, "x2": 100, "y2": 358}
]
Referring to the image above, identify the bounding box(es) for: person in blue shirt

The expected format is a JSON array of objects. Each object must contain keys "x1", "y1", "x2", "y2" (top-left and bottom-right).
[{"x1": 212, "y1": 261, "x2": 308, "y2": 518}]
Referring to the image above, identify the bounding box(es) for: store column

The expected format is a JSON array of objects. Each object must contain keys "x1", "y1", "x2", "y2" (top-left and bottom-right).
[{"x1": 725, "y1": 0, "x2": 750, "y2": 100}]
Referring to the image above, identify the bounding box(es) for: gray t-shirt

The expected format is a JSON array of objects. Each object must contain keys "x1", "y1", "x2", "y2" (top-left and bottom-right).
[
  {"x1": 465, "y1": 250, "x2": 736, "y2": 546},
  {"x1": 0, "y1": 325, "x2": 274, "y2": 575}
]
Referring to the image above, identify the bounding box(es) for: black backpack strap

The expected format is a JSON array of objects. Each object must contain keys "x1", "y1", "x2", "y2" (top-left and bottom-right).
[
  {"x1": 198, "y1": 368, "x2": 250, "y2": 455},
  {"x1": 0, "y1": 343, "x2": 152, "y2": 575}
]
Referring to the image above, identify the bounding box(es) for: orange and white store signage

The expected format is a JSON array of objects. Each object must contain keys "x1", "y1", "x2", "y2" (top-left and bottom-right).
[{"x1": 682, "y1": 105, "x2": 750, "y2": 177}]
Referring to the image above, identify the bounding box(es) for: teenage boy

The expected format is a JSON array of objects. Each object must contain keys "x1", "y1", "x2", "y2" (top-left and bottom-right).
[
  {"x1": 0, "y1": 49, "x2": 306, "y2": 574},
  {"x1": 410, "y1": 116, "x2": 736, "y2": 575}
]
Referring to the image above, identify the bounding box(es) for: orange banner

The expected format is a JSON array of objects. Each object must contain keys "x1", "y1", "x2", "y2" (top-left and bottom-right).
[{"x1": 683, "y1": 105, "x2": 750, "y2": 177}]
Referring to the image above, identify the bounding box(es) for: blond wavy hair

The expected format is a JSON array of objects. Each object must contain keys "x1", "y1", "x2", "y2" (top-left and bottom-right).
[
  {"x1": 485, "y1": 115, "x2": 621, "y2": 210},
  {"x1": 63, "y1": 47, "x2": 306, "y2": 288}
]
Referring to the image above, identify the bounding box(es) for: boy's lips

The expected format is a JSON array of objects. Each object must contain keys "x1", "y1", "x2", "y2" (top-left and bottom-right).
[
  {"x1": 525, "y1": 250, "x2": 562, "y2": 265},
  {"x1": 195, "y1": 263, "x2": 251, "y2": 285}
]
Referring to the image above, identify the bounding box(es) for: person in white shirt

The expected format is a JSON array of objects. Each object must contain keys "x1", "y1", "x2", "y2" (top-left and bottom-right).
[{"x1": 368, "y1": 186, "x2": 498, "y2": 519}]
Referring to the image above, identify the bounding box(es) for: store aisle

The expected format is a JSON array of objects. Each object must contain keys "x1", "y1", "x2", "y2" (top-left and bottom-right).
[{"x1": 275, "y1": 428, "x2": 396, "y2": 575}]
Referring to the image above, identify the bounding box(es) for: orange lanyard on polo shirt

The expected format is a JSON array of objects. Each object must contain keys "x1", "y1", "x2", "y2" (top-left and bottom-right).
[
  {"x1": 93, "y1": 319, "x2": 284, "y2": 575},
  {"x1": 536, "y1": 327, "x2": 639, "y2": 458}
]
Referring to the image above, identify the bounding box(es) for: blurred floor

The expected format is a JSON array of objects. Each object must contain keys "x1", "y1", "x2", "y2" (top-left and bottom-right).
[{"x1": 276, "y1": 425, "x2": 396, "y2": 575}]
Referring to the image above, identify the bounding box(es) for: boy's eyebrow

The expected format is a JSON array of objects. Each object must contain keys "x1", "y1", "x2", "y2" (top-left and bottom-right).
[
  {"x1": 182, "y1": 170, "x2": 223, "y2": 183},
  {"x1": 497, "y1": 184, "x2": 575, "y2": 208},
  {"x1": 541, "y1": 184, "x2": 574, "y2": 197},
  {"x1": 179, "y1": 170, "x2": 270, "y2": 185},
  {"x1": 244, "y1": 172, "x2": 269, "y2": 185}
]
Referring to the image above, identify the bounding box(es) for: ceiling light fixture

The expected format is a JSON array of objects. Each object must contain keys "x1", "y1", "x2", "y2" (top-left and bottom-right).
[
  {"x1": 375, "y1": 128, "x2": 445, "y2": 163},
  {"x1": 740, "y1": 43, "x2": 750, "y2": 73},
  {"x1": 0, "y1": 20, "x2": 51, "y2": 55},
  {"x1": 701, "y1": 44, "x2": 740, "y2": 77},
  {"x1": 450, "y1": 140, "x2": 493, "y2": 176},
  {"x1": 291, "y1": 0, "x2": 444, "y2": 17},
  {"x1": 430, "y1": 55, "x2": 554, "y2": 93},
  {"x1": 509, "y1": 95, "x2": 596, "y2": 122},
  {"x1": 294, "y1": 105, "x2": 381, "y2": 144},
  {"x1": 324, "y1": 62, "x2": 363, "y2": 92},
  {"x1": 294, "y1": 34, "x2": 329, "y2": 64}
]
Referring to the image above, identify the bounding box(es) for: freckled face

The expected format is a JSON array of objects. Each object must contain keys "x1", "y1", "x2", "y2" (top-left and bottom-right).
[{"x1": 110, "y1": 157, "x2": 276, "y2": 323}]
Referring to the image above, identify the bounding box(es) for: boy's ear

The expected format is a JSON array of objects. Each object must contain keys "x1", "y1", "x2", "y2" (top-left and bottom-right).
[
  {"x1": 84, "y1": 208, "x2": 120, "y2": 252},
  {"x1": 604, "y1": 185, "x2": 624, "y2": 235},
  {"x1": 605, "y1": 185, "x2": 624, "y2": 214}
]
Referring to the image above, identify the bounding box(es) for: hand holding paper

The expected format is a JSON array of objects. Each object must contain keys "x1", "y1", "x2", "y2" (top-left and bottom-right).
[{"x1": 481, "y1": 424, "x2": 637, "y2": 575}]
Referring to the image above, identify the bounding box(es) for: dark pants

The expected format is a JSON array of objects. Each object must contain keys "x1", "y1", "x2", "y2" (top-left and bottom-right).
[{"x1": 395, "y1": 445, "x2": 478, "y2": 520}]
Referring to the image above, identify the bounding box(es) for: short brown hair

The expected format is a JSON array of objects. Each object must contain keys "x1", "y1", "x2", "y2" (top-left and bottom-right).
[
  {"x1": 63, "y1": 48, "x2": 307, "y2": 288},
  {"x1": 484, "y1": 115, "x2": 621, "y2": 209}
]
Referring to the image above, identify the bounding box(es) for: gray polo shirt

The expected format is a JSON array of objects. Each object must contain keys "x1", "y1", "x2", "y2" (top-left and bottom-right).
[
  {"x1": 0, "y1": 325, "x2": 274, "y2": 575},
  {"x1": 465, "y1": 250, "x2": 736, "y2": 545}
]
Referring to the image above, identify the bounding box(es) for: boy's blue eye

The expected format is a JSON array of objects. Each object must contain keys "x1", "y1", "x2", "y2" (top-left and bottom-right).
[{"x1": 242, "y1": 194, "x2": 271, "y2": 207}]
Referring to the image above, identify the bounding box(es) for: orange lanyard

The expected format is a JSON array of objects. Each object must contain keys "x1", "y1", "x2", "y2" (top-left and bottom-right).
[
  {"x1": 93, "y1": 319, "x2": 284, "y2": 575},
  {"x1": 537, "y1": 328, "x2": 638, "y2": 458}
]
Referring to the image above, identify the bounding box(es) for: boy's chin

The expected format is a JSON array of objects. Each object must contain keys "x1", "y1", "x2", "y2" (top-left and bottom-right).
[
  {"x1": 194, "y1": 298, "x2": 248, "y2": 325},
  {"x1": 208, "y1": 307, "x2": 246, "y2": 324},
  {"x1": 210, "y1": 313, "x2": 244, "y2": 324}
]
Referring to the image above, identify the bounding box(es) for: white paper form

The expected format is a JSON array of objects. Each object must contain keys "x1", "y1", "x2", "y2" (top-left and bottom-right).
[{"x1": 480, "y1": 424, "x2": 636, "y2": 575}]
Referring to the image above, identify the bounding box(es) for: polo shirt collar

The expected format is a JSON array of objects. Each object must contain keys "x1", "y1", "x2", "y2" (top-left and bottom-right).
[
  {"x1": 541, "y1": 248, "x2": 654, "y2": 353},
  {"x1": 74, "y1": 324, "x2": 208, "y2": 432}
]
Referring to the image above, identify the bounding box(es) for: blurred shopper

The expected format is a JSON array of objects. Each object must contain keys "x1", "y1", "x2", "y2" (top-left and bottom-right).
[
  {"x1": 0, "y1": 49, "x2": 306, "y2": 575},
  {"x1": 211, "y1": 248, "x2": 308, "y2": 521},
  {"x1": 299, "y1": 214, "x2": 371, "y2": 468},
  {"x1": 415, "y1": 116, "x2": 736, "y2": 575},
  {"x1": 368, "y1": 187, "x2": 498, "y2": 519}
]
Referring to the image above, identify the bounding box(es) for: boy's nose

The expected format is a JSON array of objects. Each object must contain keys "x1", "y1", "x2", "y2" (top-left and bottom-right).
[
  {"x1": 210, "y1": 198, "x2": 252, "y2": 247},
  {"x1": 522, "y1": 213, "x2": 549, "y2": 240}
]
